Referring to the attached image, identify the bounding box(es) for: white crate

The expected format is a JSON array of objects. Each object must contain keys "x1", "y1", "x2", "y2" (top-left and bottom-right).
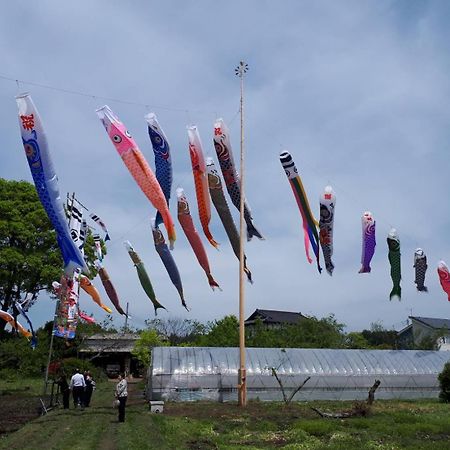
[{"x1": 149, "y1": 400, "x2": 164, "y2": 414}]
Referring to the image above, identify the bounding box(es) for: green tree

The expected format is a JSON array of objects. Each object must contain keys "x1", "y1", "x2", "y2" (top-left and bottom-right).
[
  {"x1": 282, "y1": 314, "x2": 346, "y2": 349},
  {"x1": 0, "y1": 179, "x2": 62, "y2": 330},
  {"x1": 0, "y1": 178, "x2": 106, "y2": 333},
  {"x1": 132, "y1": 329, "x2": 166, "y2": 368},
  {"x1": 344, "y1": 331, "x2": 370, "y2": 349},
  {"x1": 362, "y1": 321, "x2": 398, "y2": 349},
  {"x1": 145, "y1": 318, "x2": 206, "y2": 346},
  {"x1": 438, "y1": 361, "x2": 450, "y2": 403},
  {"x1": 197, "y1": 315, "x2": 239, "y2": 347}
]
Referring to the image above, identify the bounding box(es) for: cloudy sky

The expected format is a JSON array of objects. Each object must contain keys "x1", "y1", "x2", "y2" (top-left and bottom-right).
[{"x1": 1, "y1": 0, "x2": 449, "y2": 333}]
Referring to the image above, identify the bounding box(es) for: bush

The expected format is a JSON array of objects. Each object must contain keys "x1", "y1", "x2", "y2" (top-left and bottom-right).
[
  {"x1": 58, "y1": 358, "x2": 105, "y2": 381},
  {"x1": 438, "y1": 361, "x2": 450, "y2": 403}
]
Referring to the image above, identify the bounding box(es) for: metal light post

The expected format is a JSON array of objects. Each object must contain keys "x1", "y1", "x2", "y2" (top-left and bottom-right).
[{"x1": 235, "y1": 61, "x2": 249, "y2": 407}]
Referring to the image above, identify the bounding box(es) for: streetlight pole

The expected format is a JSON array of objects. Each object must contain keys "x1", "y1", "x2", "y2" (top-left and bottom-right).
[{"x1": 235, "y1": 61, "x2": 249, "y2": 407}]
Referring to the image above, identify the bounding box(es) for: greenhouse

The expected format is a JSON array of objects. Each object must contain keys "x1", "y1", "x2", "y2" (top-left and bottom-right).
[{"x1": 148, "y1": 347, "x2": 449, "y2": 402}]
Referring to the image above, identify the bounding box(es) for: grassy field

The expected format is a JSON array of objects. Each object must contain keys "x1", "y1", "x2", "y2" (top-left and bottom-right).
[{"x1": 0, "y1": 379, "x2": 449, "y2": 449}]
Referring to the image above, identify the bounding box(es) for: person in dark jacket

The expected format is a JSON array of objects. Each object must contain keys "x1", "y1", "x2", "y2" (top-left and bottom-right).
[
  {"x1": 56, "y1": 373, "x2": 70, "y2": 409},
  {"x1": 83, "y1": 371, "x2": 96, "y2": 407}
]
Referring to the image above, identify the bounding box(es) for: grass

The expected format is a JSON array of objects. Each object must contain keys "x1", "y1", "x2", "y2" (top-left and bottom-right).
[{"x1": 0, "y1": 379, "x2": 449, "y2": 449}]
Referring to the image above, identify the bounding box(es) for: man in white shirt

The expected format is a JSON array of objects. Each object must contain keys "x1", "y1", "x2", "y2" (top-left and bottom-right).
[{"x1": 69, "y1": 368, "x2": 86, "y2": 408}]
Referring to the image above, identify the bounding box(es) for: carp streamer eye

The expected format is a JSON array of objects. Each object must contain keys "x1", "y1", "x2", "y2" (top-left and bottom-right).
[
  {"x1": 113, "y1": 135, "x2": 122, "y2": 143},
  {"x1": 125, "y1": 130, "x2": 132, "y2": 138}
]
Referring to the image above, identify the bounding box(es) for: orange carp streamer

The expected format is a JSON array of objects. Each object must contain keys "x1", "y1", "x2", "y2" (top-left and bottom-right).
[{"x1": 187, "y1": 126, "x2": 219, "y2": 249}]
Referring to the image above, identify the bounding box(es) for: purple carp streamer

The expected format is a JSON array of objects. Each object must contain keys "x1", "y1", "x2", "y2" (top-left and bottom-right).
[
  {"x1": 151, "y1": 220, "x2": 188, "y2": 311},
  {"x1": 89, "y1": 213, "x2": 110, "y2": 241},
  {"x1": 280, "y1": 151, "x2": 322, "y2": 273},
  {"x1": 319, "y1": 186, "x2": 336, "y2": 276},
  {"x1": 177, "y1": 188, "x2": 220, "y2": 290},
  {"x1": 359, "y1": 211, "x2": 376, "y2": 273},
  {"x1": 213, "y1": 118, "x2": 263, "y2": 241},
  {"x1": 387, "y1": 228, "x2": 401, "y2": 300},
  {"x1": 145, "y1": 113, "x2": 172, "y2": 228},
  {"x1": 16, "y1": 94, "x2": 87, "y2": 274},
  {"x1": 206, "y1": 157, "x2": 252, "y2": 283},
  {"x1": 413, "y1": 248, "x2": 428, "y2": 292}
]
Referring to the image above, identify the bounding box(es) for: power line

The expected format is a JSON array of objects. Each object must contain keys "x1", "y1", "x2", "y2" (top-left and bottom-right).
[{"x1": 0, "y1": 73, "x2": 218, "y2": 116}]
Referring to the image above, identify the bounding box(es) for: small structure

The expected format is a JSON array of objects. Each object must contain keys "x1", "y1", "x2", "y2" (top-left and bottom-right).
[
  {"x1": 80, "y1": 333, "x2": 140, "y2": 377},
  {"x1": 148, "y1": 347, "x2": 450, "y2": 402},
  {"x1": 244, "y1": 309, "x2": 307, "y2": 332},
  {"x1": 397, "y1": 316, "x2": 450, "y2": 350}
]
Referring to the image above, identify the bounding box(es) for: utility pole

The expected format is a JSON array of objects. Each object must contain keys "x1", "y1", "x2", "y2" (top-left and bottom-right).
[
  {"x1": 124, "y1": 302, "x2": 129, "y2": 332},
  {"x1": 235, "y1": 61, "x2": 249, "y2": 407}
]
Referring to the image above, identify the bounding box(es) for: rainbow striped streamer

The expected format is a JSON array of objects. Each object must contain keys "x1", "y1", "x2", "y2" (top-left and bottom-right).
[{"x1": 280, "y1": 151, "x2": 322, "y2": 273}]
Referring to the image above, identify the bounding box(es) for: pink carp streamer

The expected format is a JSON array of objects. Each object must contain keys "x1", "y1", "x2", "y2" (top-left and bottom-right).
[
  {"x1": 188, "y1": 126, "x2": 219, "y2": 249},
  {"x1": 78, "y1": 311, "x2": 96, "y2": 324},
  {"x1": 177, "y1": 188, "x2": 220, "y2": 290},
  {"x1": 359, "y1": 211, "x2": 376, "y2": 273},
  {"x1": 96, "y1": 105, "x2": 176, "y2": 248}
]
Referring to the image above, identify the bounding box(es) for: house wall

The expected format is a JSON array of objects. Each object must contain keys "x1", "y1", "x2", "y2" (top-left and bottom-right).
[{"x1": 412, "y1": 321, "x2": 450, "y2": 349}]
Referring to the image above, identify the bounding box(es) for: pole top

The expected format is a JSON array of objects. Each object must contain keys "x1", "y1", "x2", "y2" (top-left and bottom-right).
[{"x1": 235, "y1": 61, "x2": 249, "y2": 78}]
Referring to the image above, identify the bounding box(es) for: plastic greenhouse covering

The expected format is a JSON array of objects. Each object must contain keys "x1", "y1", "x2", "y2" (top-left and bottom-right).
[{"x1": 148, "y1": 347, "x2": 449, "y2": 402}]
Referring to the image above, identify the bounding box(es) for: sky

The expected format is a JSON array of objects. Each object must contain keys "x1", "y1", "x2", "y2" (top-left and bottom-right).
[{"x1": 1, "y1": 0, "x2": 449, "y2": 334}]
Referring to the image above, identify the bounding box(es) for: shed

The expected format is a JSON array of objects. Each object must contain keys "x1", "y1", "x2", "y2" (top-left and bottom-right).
[
  {"x1": 148, "y1": 347, "x2": 449, "y2": 402},
  {"x1": 80, "y1": 333, "x2": 140, "y2": 377}
]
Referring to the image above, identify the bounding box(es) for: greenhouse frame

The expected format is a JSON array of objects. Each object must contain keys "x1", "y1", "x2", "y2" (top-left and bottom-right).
[{"x1": 148, "y1": 347, "x2": 449, "y2": 402}]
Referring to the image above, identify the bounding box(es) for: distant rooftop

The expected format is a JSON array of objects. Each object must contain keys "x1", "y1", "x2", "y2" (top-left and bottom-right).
[
  {"x1": 80, "y1": 333, "x2": 139, "y2": 353},
  {"x1": 409, "y1": 316, "x2": 450, "y2": 330},
  {"x1": 245, "y1": 309, "x2": 307, "y2": 325}
]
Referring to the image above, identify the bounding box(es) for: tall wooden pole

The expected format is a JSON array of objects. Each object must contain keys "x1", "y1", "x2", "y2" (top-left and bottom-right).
[{"x1": 235, "y1": 61, "x2": 248, "y2": 407}]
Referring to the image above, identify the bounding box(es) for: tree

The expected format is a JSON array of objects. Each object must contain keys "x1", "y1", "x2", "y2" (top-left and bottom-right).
[
  {"x1": 0, "y1": 179, "x2": 62, "y2": 331},
  {"x1": 344, "y1": 332, "x2": 370, "y2": 349},
  {"x1": 361, "y1": 321, "x2": 398, "y2": 349},
  {"x1": 438, "y1": 361, "x2": 450, "y2": 403},
  {"x1": 0, "y1": 178, "x2": 106, "y2": 333},
  {"x1": 132, "y1": 329, "x2": 166, "y2": 368},
  {"x1": 145, "y1": 318, "x2": 206, "y2": 346},
  {"x1": 197, "y1": 315, "x2": 239, "y2": 347}
]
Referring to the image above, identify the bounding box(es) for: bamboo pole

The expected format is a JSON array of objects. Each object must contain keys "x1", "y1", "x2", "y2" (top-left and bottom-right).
[{"x1": 235, "y1": 61, "x2": 248, "y2": 407}]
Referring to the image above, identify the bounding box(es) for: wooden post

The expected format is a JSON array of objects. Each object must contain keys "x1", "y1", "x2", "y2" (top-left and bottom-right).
[{"x1": 235, "y1": 61, "x2": 249, "y2": 407}]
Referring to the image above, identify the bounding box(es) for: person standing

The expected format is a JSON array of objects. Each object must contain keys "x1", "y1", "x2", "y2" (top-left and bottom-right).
[
  {"x1": 70, "y1": 368, "x2": 86, "y2": 408},
  {"x1": 56, "y1": 373, "x2": 70, "y2": 409},
  {"x1": 83, "y1": 371, "x2": 96, "y2": 407},
  {"x1": 115, "y1": 373, "x2": 128, "y2": 422}
]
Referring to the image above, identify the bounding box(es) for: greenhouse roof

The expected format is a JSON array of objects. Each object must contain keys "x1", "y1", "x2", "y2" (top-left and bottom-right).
[{"x1": 151, "y1": 347, "x2": 450, "y2": 376}]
